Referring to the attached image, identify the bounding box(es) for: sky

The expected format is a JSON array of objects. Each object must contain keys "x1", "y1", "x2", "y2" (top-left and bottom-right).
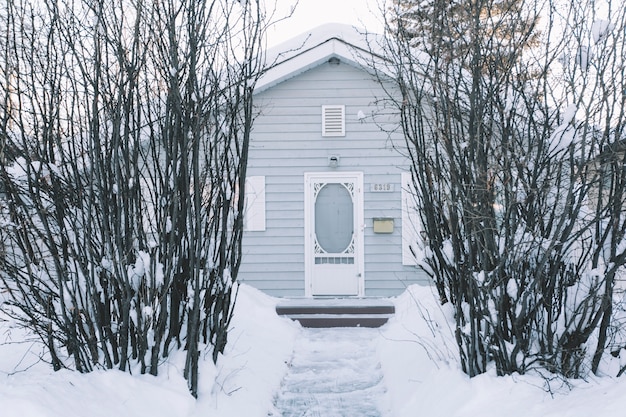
[
  {"x1": 262, "y1": 0, "x2": 617, "y2": 47},
  {"x1": 265, "y1": 0, "x2": 386, "y2": 46}
]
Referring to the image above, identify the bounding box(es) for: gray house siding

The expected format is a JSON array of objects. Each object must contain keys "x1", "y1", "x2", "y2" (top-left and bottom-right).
[{"x1": 239, "y1": 59, "x2": 430, "y2": 297}]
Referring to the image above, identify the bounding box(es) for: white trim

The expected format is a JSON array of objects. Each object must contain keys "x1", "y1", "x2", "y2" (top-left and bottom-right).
[
  {"x1": 401, "y1": 172, "x2": 420, "y2": 265},
  {"x1": 244, "y1": 176, "x2": 266, "y2": 232},
  {"x1": 304, "y1": 172, "x2": 365, "y2": 297}
]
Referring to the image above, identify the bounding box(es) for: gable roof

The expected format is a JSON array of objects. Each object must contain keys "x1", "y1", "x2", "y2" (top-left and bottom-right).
[{"x1": 256, "y1": 23, "x2": 386, "y2": 94}]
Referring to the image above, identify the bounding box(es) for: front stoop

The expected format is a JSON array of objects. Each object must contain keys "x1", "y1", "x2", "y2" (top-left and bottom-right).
[{"x1": 275, "y1": 299, "x2": 395, "y2": 328}]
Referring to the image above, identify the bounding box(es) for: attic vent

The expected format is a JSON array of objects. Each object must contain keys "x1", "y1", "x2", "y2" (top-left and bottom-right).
[{"x1": 322, "y1": 105, "x2": 345, "y2": 137}]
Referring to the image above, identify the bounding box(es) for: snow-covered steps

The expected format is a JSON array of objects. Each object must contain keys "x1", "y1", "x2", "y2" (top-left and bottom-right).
[{"x1": 275, "y1": 299, "x2": 395, "y2": 328}]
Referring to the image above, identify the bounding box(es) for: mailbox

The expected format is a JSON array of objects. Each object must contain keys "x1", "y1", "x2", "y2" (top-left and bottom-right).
[{"x1": 373, "y1": 218, "x2": 394, "y2": 234}]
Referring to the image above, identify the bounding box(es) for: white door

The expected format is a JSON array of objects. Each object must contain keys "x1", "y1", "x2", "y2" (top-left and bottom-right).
[{"x1": 304, "y1": 172, "x2": 364, "y2": 296}]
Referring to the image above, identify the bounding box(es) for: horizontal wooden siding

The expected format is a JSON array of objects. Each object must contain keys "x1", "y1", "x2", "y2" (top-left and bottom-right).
[{"x1": 239, "y1": 60, "x2": 430, "y2": 297}]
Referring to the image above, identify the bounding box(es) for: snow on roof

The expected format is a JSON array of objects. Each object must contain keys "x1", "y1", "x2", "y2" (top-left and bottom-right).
[{"x1": 256, "y1": 23, "x2": 386, "y2": 93}]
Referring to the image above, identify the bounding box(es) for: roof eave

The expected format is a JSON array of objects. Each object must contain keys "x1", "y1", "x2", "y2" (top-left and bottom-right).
[{"x1": 254, "y1": 37, "x2": 391, "y2": 94}]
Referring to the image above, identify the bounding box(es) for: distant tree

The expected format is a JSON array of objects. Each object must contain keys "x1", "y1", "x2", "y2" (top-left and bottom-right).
[
  {"x1": 392, "y1": 0, "x2": 540, "y2": 73},
  {"x1": 381, "y1": 0, "x2": 626, "y2": 378}
]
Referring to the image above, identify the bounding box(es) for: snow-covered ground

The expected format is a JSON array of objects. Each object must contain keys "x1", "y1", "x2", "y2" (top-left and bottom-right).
[{"x1": 2, "y1": 283, "x2": 626, "y2": 417}]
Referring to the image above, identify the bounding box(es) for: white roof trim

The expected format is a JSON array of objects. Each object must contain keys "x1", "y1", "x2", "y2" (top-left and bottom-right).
[{"x1": 256, "y1": 23, "x2": 388, "y2": 94}]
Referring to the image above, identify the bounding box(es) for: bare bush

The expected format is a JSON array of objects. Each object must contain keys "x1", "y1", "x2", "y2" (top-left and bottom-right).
[
  {"x1": 0, "y1": 0, "x2": 266, "y2": 396},
  {"x1": 382, "y1": 0, "x2": 626, "y2": 378}
]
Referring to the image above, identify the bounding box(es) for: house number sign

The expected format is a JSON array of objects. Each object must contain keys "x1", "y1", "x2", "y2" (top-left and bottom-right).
[{"x1": 370, "y1": 183, "x2": 394, "y2": 192}]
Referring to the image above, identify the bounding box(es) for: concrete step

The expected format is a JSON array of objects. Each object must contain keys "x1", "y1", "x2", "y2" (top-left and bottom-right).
[{"x1": 276, "y1": 299, "x2": 395, "y2": 328}]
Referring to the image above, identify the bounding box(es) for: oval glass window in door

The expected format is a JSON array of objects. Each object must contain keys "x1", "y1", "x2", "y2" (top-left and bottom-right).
[{"x1": 314, "y1": 183, "x2": 354, "y2": 253}]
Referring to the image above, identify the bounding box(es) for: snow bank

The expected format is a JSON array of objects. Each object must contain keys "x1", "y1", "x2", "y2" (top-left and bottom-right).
[
  {"x1": 0, "y1": 284, "x2": 299, "y2": 417},
  {"x1": 380, "y1": 284, "x2": 626, "y2": 417},
  {"x1": 0, "y1": 315, "x2": 194, "y2": 417},
  {"x1": 191, "y1": 284, "x2": 299, "y2": 417},
  {"x1": 3, "y1": 282, "x2": 626, "y2": 417},
  {"x1": 379, "y1": 284, "x2": 459, "y2": 416}
]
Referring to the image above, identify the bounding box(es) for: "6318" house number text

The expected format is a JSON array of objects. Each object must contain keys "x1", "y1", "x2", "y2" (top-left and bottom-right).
[{"x1": 370, "y1": 183, "x2": 394, "y2": 192}]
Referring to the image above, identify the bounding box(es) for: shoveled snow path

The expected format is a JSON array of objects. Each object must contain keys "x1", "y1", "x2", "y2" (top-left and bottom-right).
[{"x1": 271, "y1": 327, "x2": 390, "y2": 417}]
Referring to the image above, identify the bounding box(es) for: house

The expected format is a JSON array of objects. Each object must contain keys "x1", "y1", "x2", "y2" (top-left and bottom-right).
[{"x1": 238, "y1": 24, "x2": 430, "y2": 298}]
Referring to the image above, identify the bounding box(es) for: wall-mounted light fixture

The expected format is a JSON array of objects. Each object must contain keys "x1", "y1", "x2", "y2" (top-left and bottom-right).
[{"x1": 328, "y1": 155, "x2": 340, "y2": 168}]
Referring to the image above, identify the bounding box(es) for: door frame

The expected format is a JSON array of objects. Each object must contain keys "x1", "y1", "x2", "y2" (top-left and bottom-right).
[{"x1": 303, "y1": 171, "x2": 365, "y2": 297}]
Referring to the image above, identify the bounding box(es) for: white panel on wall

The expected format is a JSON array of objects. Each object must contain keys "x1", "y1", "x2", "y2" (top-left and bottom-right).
[
  {"x1": 244, "y1": 176, "x2": 266, "y2": 232},
  {"x1": 401, "y1": 172, "x2": 420, "y2": 266}
]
